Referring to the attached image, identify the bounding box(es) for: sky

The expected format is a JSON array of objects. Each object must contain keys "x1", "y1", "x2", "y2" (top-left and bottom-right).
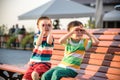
[
  {"x1": 0, "y1": 0, "x2": 51, "y2": 32},
  {"x1": 0, "y1": 0, "x2": 89, "y2": 33}
]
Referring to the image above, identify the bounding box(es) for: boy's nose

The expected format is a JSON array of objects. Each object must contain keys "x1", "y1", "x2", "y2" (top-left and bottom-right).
[
  {"x1": 45, "y1": 26, "x2": 49, "y2": 29},
  {"x1": 77, "y1": 30, "x2": 83, "y2": 34},
  {"x1": 45, "y1": 26, "x2": 49, "y2": 28}
]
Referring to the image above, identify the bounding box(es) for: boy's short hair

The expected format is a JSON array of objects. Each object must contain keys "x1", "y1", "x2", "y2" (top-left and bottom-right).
[
  {"x1": 37, "y1": 16, "x2": 51, "y2": 25},
  {"x1": 67, "y1": 21, "x2": 83, "y2": 31}
]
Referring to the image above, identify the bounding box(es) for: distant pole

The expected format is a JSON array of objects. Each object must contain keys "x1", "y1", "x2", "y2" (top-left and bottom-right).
[{"x1": 95, "y1": 0, "x2": 103, "y2": 28}]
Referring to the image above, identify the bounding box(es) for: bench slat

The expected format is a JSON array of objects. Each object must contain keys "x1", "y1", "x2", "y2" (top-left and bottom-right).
[
  {"x1": 54, "y1": 45, "x2": 65, "y2": 50},
  {"x1": 84, "y1": 53, "x2": 120, "y2": 62},
  {"x1": 0, "y1": 64, "x2": 26, "y2": 74},
  {"x1": 53, "y1": 50, "x2": 64, "y2": 55},
  {"x1": 79, "y1": 69, "x2": 120, "y2": 80},
  {"x1": 75, "y1": 74, "x2": 111, "y2": 80},
  {"x1": 50, "y1": 60, "x2": 61, "y2": 65},
  {"x1": 55, "y1": 40, "x2": 120, "y2": 48},
  {"x1": 98, "y1": 41, "x2": 120, "y2": 47},
  {"x1": 98, "y1": 35, "x2": 120, "y2": 41},
  {"x1": 87, "y1": 47, "x2": 120, "y2": 54},
  {"x1": 51, "y1": 55, "x2": 63, "y2": 61},
  {"x1": 82, "y1": 58, "x2": 120, "y2": 68},
  {"x1": 80, "y1": 64, "x2": 120, "y2": 75}
]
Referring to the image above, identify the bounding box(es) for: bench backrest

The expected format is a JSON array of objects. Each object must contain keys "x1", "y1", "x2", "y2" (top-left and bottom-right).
[{"x1": 51, "y1": 29, "x2": 120, "y2": 80}]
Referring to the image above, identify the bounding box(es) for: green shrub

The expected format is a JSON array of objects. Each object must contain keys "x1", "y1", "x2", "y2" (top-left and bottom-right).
[
  {"x1": 6, "y1": 36, "x2": 17, "y2": 48},
  {"x1": 20, "y1": 34, "x2": 34, "y2": 48}
]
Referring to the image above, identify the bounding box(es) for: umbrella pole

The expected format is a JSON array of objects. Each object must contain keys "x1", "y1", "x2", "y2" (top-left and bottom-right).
[{"x1": 95, "y1": 0, "x2": 103, "y2": 28}]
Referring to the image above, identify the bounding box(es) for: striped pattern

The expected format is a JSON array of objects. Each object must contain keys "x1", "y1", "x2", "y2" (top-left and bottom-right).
[
  {"x1": 30, "y1": 36, "x2": 54, "y2": 63},
  {"x1": 59, "y1": 38, "x2": 92, "y2": 71}
]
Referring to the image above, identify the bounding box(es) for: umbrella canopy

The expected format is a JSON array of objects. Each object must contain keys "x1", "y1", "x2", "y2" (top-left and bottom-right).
[
  {"x1": 18, "y1": 0, "x2": 95, "y2": 20},
  {"x1": 103, "y1": 10, "x2": 120, "y2": 21}
]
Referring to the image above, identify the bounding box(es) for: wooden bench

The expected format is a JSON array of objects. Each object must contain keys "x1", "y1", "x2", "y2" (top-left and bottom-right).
[{"x1": 0, "y1": 28, "x2": 120, "y2": 80}]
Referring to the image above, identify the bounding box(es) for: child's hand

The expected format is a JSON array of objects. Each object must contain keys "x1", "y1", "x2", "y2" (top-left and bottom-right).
[
  {"x1": 78, "y1": 26, "x2": 88, "y2": 34},
  {"x1": 71, "y1": 27, "x2": 86, "y2": 34},
  {"x1": 48, "y1": 25, "x2": 52, "y2": 33},
  {"x1": 39, "y1": 25, "x2": 45, "y2": 33},
  {"x1": 71, "y1": 27, "x2": 81, "y2": 33}
]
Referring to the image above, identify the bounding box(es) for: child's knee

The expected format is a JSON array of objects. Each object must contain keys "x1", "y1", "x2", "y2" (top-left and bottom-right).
[
  {"x1": 53, "y1": 70, "x2": 61, "y2": 76},
  {"x1": 41, "y1": 72, "x2": 52, "y2": 80},
  {"x1": 41, "y1": 73, "x2": 47, "y2": 80},
  {"x1": 31, "y1": 71, "x2": 40, "y2": 80}
]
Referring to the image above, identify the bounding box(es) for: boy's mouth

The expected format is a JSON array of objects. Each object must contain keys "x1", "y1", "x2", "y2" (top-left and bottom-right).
[
  {"x1": 45, "y1": 29, "x2": 49, "y2": 31},
  {"x1": 77, "y1": 34, "x2": 82, "y2": 36}
]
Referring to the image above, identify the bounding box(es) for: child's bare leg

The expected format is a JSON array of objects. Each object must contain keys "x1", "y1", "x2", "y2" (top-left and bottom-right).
[{"x1": 31, "y1": 71, "x2": 40, "y2": 80}]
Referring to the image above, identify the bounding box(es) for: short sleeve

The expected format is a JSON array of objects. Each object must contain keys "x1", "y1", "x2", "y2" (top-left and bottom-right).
[
  {"x1": 33, "y1": 31, "x2": 40, "y2": 46},
  {"x1": 61, "y1": 39, "x2": 69, "y2": 46},
  {"x1": 85, "y1": 39, "x2": 92, "y2": 50},
  {"x1": 33, "y1": 35, "x2": 38, "y2": 46}
]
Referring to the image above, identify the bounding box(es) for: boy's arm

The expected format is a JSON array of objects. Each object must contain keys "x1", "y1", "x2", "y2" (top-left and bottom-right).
[
  {"x1": 85, "y1": 30, "x2": 99, "y2": 45},
  {"x1": 59, "y1": 30, "x2": 75, "y2": 44},
  {"x1": 36, "y1": 31, "x2": 44, "y2": 48},
  {"x1": 47, "y1": 31, "x2": 53, "y2": 45}
]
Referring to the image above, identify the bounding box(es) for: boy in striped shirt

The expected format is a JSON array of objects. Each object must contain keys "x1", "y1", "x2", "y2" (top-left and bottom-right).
[
  {"x1": 22, "y1": 16, "x2": 54, "y2": 80},
  {"x1": 41, "y1": 21, "x2": 99, "y2": 80}
]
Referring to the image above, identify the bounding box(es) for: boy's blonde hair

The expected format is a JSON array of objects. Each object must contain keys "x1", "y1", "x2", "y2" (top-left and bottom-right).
[
  {"x1": 37, "y1": 16, "x2": 51, "y2": 25},
  {"x1": 67, "y1": 21, "x2": 83, "y2": 31}
]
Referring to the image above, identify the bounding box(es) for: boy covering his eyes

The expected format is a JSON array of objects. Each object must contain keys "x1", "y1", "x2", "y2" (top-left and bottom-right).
[{"x1": 22, "y1": 16, "x2": 54, "y2": 80}]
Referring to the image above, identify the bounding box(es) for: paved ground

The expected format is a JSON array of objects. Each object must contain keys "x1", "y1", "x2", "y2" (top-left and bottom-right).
[{"x1": 0, "y1": 48, "x2": 32, "y2": 67}]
